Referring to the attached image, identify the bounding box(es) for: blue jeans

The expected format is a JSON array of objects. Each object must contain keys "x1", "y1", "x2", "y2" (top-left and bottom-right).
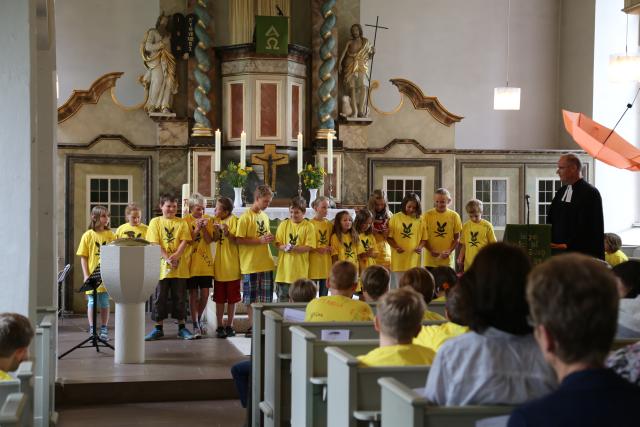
[
  {"x1": 87, "y1": 291, "x2": 110, "y2": 308},
  {"x1": 231, "y1": 359, "x2": 251, "y2": 408}
]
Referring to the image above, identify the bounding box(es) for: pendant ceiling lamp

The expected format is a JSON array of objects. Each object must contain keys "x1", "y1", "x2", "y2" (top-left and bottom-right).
[
  {"x1": 494, "y1": 0, "x2": 521, "y2": 110},
  {"x1": 609, "y1": 15, "x2": 640, "y2": 82}
]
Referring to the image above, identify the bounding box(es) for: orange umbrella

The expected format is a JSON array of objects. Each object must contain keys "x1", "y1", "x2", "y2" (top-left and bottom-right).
[{"x1": 562, "y1": 110, "x2": 640, "y2": 171}]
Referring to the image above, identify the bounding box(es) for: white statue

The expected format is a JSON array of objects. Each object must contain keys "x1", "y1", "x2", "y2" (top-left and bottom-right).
[{"x1": 141, "y1": 13, "x2": 178, "y2": 114}]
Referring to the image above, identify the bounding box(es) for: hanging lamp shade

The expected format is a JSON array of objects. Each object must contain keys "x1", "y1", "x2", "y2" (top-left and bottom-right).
[
  {"x1": 494, "y1": 86, "x2": 521, "y2": 110},
  {"x1": 609, "y1": 54, "x2": 640, "y2": 82}
]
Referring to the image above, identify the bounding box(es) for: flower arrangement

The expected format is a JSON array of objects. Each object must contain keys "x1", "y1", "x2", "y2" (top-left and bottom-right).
[
  {"x1": 299, "y1": 163, "x2": 326, "y2": 189},
  {"x1": 220, "y1": 161, "x2": 253, "y2": 188}
]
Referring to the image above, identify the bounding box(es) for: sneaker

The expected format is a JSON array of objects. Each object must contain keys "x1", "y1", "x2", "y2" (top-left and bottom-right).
[
  {"x1": 144, "y1": 328, "x2": 164, "y2": 341},
  {"x1": 177, "y1": 327, "x2": 195, "y2": 340},
  {"x1": 88, "y1": 327, "x2": 95, "y2": 337},
  {"x1": 225, "y1": 326, "x2": 236, "y2": 337},
  {"x1": 99, "y1": 326, "x2": 109, "y2": 341},
  {"x1": 192, "y1": 326, "x2": 202, "y2": 339},
  {"x1": 199, "y1": 322, "x2": 208, "y2": 336},
  {"x1": 244, "y1": 327, "x2": 252, "y2": 338},
  {"x1": 215, "y1": 326, "x2": 227, "y2": 339}
]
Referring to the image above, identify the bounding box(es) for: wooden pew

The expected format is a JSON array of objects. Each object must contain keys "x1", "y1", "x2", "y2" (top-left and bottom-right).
[
  {"x1": 611, "y1": 338, "x2": 638, "y2": 351},
  {"x1": 0, "y1": 393, "x2": 28, "y2": 427},
  {"x1": 428, "y1": 301, "x2": 446, "y2": 318},
  {"x1": 34, "y1": 313, "x2": 57, "y2": 427},
  {"x1": 260, "y1": 311, "x2": 380, "y2": 427},
  {"x1": 290, "y1": 326, "x2": 380, "y2": 427},
  {"x1": 0, "y1": 380, "x2": 20, "y2": 407},
  {"x1": 378, "y1": 377, "x2": 514, "y2": 427},
  {"x1": 325, "y1": 346, "x2": 430, "y2": 427}
]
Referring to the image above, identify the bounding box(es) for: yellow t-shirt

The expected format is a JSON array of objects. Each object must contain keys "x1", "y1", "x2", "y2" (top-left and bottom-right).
[
  {"x1": 236, "y1": 209, "x2": 275, "y2": 274},
  {"x1": 358, "y1": 233, "x2": 377, "y2": 273},
  {"x1": 459, "y1": 219, "x2": 497, "y2": 271},
  {"x1": 214, "y1": 214, "x2": 241, "y2": 281},
  {"x1": 422, "y1": 209, "x2": 462, "y2": 268},
  {"x1": 304, "y1": 295, "x2": 374, "y2": 322},
  {"x1": 423, "y1": 310, "x2": 446, "y2": 321},
  {"x1": 413, "y1": 322, "x2": 469, "y2": 353},
  {"x1": 275, "y1": 219, "x2": 316, "y2": 284},
  {"x1": 309, "y1": 218, "x2": 333, "y2": 280},
  {"x1": 358, "y1": 344, "x2": 435, "y2": 366},
  {"x1": 115, "y1": 223, "x2": 148, "y2": 239},
  {"x1": 331, "y1": 233, "x2": 365, "y2": 271},
  {"x1": 606, "y1": 249, "x2": 628, "y2": 267},
  {"x1": 146, "y1": 216, "x2": 192, "y2": 280},
  {"x1": 76, "y1": 229, "x2": 116, "y2": 293},
  {"x1": 0, "y1": 370, "x2": 13, "y2": 381},
  {"x1": 184, "y1": 214, "x2": 216, "y2": 277},
  {"x1": 373, "y1": 232, "x2": 391, "y2": 268},
  {"x1": 388, "y1": 212, "x2": 424, "y2": 272}
]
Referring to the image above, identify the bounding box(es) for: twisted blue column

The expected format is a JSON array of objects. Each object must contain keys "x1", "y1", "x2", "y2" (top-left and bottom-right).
[
  {"x1": 318, "y1": 0, "x2": 336, "y2": 130},
  {"x1": 193, "y1": 0, "x2": 212, "y2": 134}
]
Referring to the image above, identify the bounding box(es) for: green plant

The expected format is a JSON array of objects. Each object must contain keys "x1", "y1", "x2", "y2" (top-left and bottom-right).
[
  {"x1": 220, "y1": 161, "x2": 253, "y2": 187},
  {"x1": 299, "y1": 163, "x2": 326, "y2": 189}
]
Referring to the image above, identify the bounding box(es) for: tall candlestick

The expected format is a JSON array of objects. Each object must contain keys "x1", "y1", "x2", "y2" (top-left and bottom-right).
[
  {"x1": 327, "y1": 131, "x2": 334, "y2": 174},
  {"x1": 214, "y1": 129, "x2": 221, "y2": 172},
  {"x1": 240, "y1": 131, "x2": 247, "y2": 169},
  {"x1": 181, "y1": 183, "x2": 190, "y2": 217},
  {"x1": 297, "y1": 132, "x2": 303, "y2": 173}
]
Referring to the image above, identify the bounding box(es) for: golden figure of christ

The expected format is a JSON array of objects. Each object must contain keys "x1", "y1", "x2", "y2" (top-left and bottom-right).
[{"x1": 251, "y1": 144, "x2": 289, "y2": 192}]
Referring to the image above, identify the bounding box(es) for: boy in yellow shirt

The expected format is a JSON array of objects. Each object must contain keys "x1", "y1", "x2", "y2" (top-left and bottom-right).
[
  {"x1": 358, "y1": 287, "x2": 435, "y2": 366},
  {"x1": 399, "y1": 267, "x2": 446, "y2": 321},
  {"x1": 414, "y1": 282, "x2": 469, "y2": 352},
  {"x1": 115, "y1": 202, "x2": 148, "y2": 239},
  {"x1": 309, "y1": 196, "x2": 333, "y2": 296},
  {"x1": 236, "y1": 185, "x2": 275, "y2": 334},
  {"x1": 423, "y1": 188, "x2": 462, "y2": 269},
  {"x1": 305, "y1": 261, "x2": 374, "y2": 322},
  {"x1": 457, "y1": 199, "x2": 496, "y2": 272},
  {"x1": 605, "y1": 233, "x2": 628, "y2": 267},
  {"x1": 145, "y1": 195, "x2": 193, "y2": 340},
  {"x1": 0, "y1": 313, "x2": 34, "y2": 381},
  {"x1": 275, "y1": 196, "x2": 316, "y2": 301}
]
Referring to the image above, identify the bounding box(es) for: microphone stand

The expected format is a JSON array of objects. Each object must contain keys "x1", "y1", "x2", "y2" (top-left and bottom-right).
[{"x1": 525, "y1": 194, "x2": 531, "y2": 257}]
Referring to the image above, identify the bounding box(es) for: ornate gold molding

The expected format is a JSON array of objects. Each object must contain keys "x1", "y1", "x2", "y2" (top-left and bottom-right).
[
  {"x1": 368, "y1": 80, "x2": 404, "y2": 116},
  {"x1": 390, "y1": 78, "x2": 463, "y2": 126},
  {"x1": 57, "y1": 72, "x2": 130, "y2": 123}
]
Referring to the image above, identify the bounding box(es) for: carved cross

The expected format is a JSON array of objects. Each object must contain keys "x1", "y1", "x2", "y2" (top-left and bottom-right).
[{"x1": 251, "y1": 144, "x2": 289, "y2": 191}]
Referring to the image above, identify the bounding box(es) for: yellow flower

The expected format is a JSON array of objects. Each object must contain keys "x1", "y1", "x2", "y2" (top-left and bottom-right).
[
  {"x1": 246, "y1": 166, "x2": 253, "y2": 172},
  {"x1": 319, "y1": 167, "x2": 326, "y2": 175},
  {"x1": 307, "y1": 164, "x2": 313, "y2": 171},
  {"x1": 238, "y1": 169, "x2": 247, "y2": 176}
]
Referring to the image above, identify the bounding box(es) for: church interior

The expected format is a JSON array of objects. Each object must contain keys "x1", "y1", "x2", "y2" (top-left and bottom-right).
[{"x1": 1, "y1": 0, "x2": 640, "y2": 426}]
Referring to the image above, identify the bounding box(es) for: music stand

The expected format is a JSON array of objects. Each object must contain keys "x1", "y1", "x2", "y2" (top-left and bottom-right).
[
  {"x1": 58, "y1": 264, "x2": 115, "y2": 359},
  {"x1": 57, "y1": 264, "x2": 72, "y2": 322}
]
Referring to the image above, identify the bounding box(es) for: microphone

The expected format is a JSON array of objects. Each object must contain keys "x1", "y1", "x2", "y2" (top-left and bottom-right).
[{"x1": 275, "y1": 5, "x2": 284, "y2": 16}]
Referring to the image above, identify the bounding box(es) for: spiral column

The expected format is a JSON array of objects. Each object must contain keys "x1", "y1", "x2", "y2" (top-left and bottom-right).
[
  {"x1": 317, "y1": 0, "x2": 337, "y2": 132},
  {"x1": 191, "y1": 0, "x2": 213, "y2": 137}
]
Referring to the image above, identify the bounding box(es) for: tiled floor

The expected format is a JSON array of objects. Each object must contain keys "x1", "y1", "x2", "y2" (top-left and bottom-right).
[{"x1": 57, "y1": 400, "x2": 247, "y2": 427}]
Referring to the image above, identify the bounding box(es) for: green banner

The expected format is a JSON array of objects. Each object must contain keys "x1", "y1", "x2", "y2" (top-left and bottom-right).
[
  {"x1": 256, "y1": 16, "x2": 289, "y2": 55},
  {"x1": 503, "y1": 224, "x2": 552, "y2": 265}
]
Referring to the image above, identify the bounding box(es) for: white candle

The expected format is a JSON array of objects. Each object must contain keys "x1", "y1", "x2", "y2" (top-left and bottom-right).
[
  {"x1": 327, "y1": 131, "x2": 334, "y2": 174},
  {"x1": 297, "y1": 132, "x2": 303, "y2": 173},
  {"x1": 181, "y1": 183, "x2": 190, "y2": 216},
  {"x1": 214, "y1": 129, "x2": 221, "y2": 172},
  {"x1": 240, "y1": 131, "x2": 246, "y2": 169}
]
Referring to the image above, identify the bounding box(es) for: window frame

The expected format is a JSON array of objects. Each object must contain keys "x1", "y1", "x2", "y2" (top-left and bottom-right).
[
  {"x1": 535, "y1": 177, "x2": 561, "y2": 225},
  {"x1": 472, "y1": 177, "x2": 509, "y2": 230},
  {"x1": 86, "y1": 175, "x2": 133, "y2": 230},
  {"x1": 382, "y1": 175, "x2": 425, "y2": 214}
]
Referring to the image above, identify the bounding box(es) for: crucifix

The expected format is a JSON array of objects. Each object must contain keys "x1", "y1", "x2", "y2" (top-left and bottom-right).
[
  {"x1": 251, "y1": 144, "x2": 289, "y2": 192},
  {"x1": 364, "y1": 16, "x2": 389, "y2": 116}
]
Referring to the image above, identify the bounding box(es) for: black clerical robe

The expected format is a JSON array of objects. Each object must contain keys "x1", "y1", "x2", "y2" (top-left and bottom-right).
[{"x1": 549, "y1": 178, "x2": 604, "y2": 260}]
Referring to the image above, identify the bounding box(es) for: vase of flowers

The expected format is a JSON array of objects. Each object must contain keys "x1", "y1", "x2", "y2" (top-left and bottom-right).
[
  {"x1": 220, "y1": 161, "x2": 252, "y2": 208},
  {"x1": 299, "y1": 163, "x2": 326, "y2": 206}
]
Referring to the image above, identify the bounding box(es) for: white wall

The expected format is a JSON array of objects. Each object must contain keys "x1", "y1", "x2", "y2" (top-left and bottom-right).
[
  {"x1": 593, "y1": 0, "x2": 640, "y2": 237},
  {"x1": 55, "y1": 0, "x2": 159, "y2": 107},
  {"x1": 361, "y1": 0, "x2": 561, "y2": 150}
]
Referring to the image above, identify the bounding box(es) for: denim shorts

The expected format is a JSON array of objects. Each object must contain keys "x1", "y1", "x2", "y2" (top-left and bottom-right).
[{"x1": 87, "y1": 291, "x2": 110, "y2": 309}]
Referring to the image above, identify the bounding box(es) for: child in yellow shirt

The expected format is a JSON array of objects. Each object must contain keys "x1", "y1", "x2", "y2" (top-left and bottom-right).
[
  {"x1": 305, "y1": 261, "x2": 374, "y2": 322},
  {"x1": 605, "y1": 233, "x2": 628, "y2": 267},
  {"x1": 309, "y1": 196, "x2": 333, "y2": 296},
  {"x1": 144, "y1": 195, "x2": 193, "y2": 341},
  {"x1": 76, "y1": 205, "x2": 116, "y2": 340},
  {"x1": 367, "y1": 190, "x2": 391, "y2": 269},
  {"x1": 331, "y1": 211, "x2": 365, "y2": 275},
  {"x1": 275, "y1": 196, "x2": 316, "y2": 301},
  {"x1": 387, "y1": 193, "x2": 426, "y2": 288},
  {"x1": 355, "y1": 209, "x2": 377, "y2": 278},
  {"x1": 115, "y1": 202, "x2": 148, "y2": 239},
  {"x1": 414, "y1": 281, "x2": 469, "y2": 353},
  {"x1": 399, "y1": 267, "x2": 446, "y2": 321},
  {"x1": 358, "y1": 287, "x2": 435, "y2": 366},
  {"x1": 185, "y1": 193, "x2": 219, "y2": 338},
  {"x1": 423, "y1": 188, "x2": 462, "y2": 268},
  {"x1": 457, "y1": 199, "x2": 496, "y2": 272},
  {"x1": 361, "y1": 265, "x2": 390, "y2": 302},
  {"x1": 0, "y1": 313, "x2": 34, "y2": 381},
  {"x1": 236, "y1": 185, "x2": 275, "y2": 334},
  {"x1": 213, "y1": 197, "x2": 241, "y2": 339}
]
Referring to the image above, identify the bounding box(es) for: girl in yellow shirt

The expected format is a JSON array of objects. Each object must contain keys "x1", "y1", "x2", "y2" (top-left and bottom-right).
[
  {"x1": 367, "y1": 190, "x2": 391, "y2": 268},
  {"x1": 354, "y1": 209, "x2": 377, "y2": 276},
  {"x1": 309, "y1": 196, "x2": 333, "y2": 296},
  {"x1": 331, "y1": 210, "x2": 364, "y2": 277},
  {"x1": 115, "y1": 202, "x2": 148, "y2": 239},
  {"x1": 387, "y1": 193, "x2": 426, "y2": 288}
]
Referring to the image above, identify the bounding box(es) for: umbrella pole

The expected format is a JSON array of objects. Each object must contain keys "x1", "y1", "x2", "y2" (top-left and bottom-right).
[{"x1": 603, "y1": 86, "x2": 640, "y2": 144}]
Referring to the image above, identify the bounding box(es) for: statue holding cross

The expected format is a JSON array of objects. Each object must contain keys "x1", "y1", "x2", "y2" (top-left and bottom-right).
[{"x1": 251, "y1": 144, "x2": 289, "y2": 192}]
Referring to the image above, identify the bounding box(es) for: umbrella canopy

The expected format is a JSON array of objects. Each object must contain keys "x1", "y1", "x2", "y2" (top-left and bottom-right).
[{"x1": 562, "y1": 110, "x2": 640, "y2": 171}]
